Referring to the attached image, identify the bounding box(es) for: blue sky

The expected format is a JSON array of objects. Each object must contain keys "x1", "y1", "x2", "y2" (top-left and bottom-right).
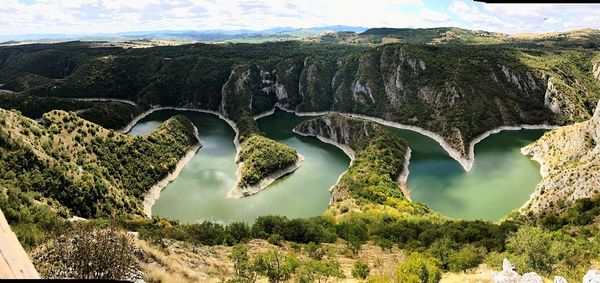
[{"x1": 1, "y1": 0, "x2": 599, "y2": 36}]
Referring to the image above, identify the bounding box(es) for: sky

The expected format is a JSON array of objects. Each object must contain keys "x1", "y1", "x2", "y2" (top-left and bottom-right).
[{"x1": 0, "y1": 0, "x2": 599, "y2": 36}]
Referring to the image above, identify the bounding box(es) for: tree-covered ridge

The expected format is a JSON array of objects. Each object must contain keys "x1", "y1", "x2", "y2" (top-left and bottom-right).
[
  {"x1": 0, "y1": 92, "x2": 144, "y2": 130},
  {"x1": 218, "y1": 63, "x2": 302, "y2": 191},
  {"x1": 1, "y1": 41, "x2": 597, "y2": 164},
  {"x1": 294, "y1": 114, "x2": 427, "y2": 217},
  {"x1": 0, "y1": 109, "x2": 198, "y2": 218},
  {"x1": 237, "y1": 134, "x2": 298, "y2": 188}
]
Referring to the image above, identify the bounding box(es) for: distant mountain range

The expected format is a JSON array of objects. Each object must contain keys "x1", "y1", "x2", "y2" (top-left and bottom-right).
[{"x1": 0, "y1": 25, "x2": 368, "y2": 43}]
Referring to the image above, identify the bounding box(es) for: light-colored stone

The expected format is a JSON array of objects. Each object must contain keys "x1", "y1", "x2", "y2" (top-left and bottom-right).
[
  {"x1": 584, "y1": 270, "x2": 600, "y2": 283},
  {"x1": 553, "y1": 276, "x2": 567, "y2": 283},
  {"x1": 492, "y1": 259, "x2": 521, "y2": 283},
  {"x1": 521, "y1": 272, "x2": 543, "y2": 283}
]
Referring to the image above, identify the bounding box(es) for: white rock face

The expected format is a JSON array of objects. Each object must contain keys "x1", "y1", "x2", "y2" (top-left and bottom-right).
[
  {"x1": 544, "y1": 78, "x2": 562, "y2": 114},
  {"x1": 584, "y1": 270, "x2": 600, "y2": 283},
  {"x1": 492, "y1": 259, "x2": 521, "y2": 283},
  {"x1": 521, "y1": 272, "x2": 543, "y2": 283}
]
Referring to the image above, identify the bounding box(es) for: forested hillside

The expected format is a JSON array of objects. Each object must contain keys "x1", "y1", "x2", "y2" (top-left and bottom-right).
[
  {"x1": 0, "y1": 109, "x2": 198, "y2": 246},
  {"x1": 1, "y1": 38, "x2": 598, "y2": 167}
]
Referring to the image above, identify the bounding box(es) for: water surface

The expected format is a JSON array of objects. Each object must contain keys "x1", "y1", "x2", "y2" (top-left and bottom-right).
[
  {"x1": 128, "y1": 110, "x2": 545, "y2": 222},
  {"x1": 384, "y1": 127, "x2": 545, "y2": 220},
  {"x1": 129, "y1": 110, "x2": 349, "y2": 223}
]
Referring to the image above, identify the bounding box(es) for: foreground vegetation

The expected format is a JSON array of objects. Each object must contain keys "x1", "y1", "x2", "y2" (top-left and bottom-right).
[{"x1": 24, "y1": 194, "x2": 600, "y2": 281}]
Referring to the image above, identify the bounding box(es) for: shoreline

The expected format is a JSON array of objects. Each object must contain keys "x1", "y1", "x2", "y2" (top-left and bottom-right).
[
  {"x1": 226, "y1": 154, "x2": 305, "y2": 198},
  {"x1": 266, "y1": 104, "x2": 557, "y2": 172},
  {"x1": 113, "y1": 100, "x2": 555, "y2": 173},
  {"x1": 69, "y1": 97, "x2": 139, "y2": 107},
  {"x1": 142, "y1": 124, "x2": 202, "y2": 218},
  {"x1": 126, "y1": 103, "x2": 557, "y2": 214}
]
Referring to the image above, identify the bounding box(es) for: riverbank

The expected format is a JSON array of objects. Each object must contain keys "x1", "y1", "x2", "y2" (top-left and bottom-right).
[
  {"x1": 142, "y1": 124, "x2": 202, "y2": 217},
  {"x1": 227, "y1": 154, "x2": 305, "y2": 198},
  {"x1": 277, "y1": 104, "x2": 556, "y2": 172},
  {"x1": 113, "y1": 100, "x2": 553, "y2": 173},
  {"x1": 69, "y1": 97, "x2": 139, "y2": 107}
]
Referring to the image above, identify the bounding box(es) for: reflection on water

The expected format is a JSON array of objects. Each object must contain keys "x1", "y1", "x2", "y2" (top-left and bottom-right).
[
  {"x1": 129, "y1": 110, "x2": 545, "y2": 222},
  {"x1": 128, "y1": 110, "x2": 349, "y2": 224}
]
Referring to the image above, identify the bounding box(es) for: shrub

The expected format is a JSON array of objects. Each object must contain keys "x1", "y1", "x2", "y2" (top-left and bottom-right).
[
  {"x1": 33, "y1": 224, "x2": 141, "y2": 280},
  {"x1": 447, "y1": 245, "x2": 486, "y2": 272},
  {"x1": 394, "y1": 252, "x2": 441, "y2": 283},
  {"x1": 352, "y1": 260, "x2": 370, "y2": 280},
  {"x1": 253, "y1": 249, "x2": 299, "y2": 283}
]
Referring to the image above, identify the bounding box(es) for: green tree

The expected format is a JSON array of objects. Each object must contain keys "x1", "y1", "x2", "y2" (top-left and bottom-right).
[
  {"x1": 351, "y1": 260, "x2": 370, "y2": 280},
  {"x1": 253, "y1": 249, "x2": 299, "y2": 283},
  {"x1": 228, "y1": 244, "x2": 256, "y2": 283},
  {"x1": 395, "y1": 252, "x2": 441, "y2": 283},
  {"x1": 296, "y1": 259, "x2": 343, "y2": 283},
  {"x1": 505, "y1": 226, "x2": 553, "y2": 274},
  {"x1": 447, "y1": 245, "x2": 485, "y2": 272}
]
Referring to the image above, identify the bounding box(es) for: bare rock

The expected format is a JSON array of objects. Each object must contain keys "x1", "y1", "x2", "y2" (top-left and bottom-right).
[
  {"x1": 521, "y1": 272, "x2": 543, "y2": 283},
  {"x1": 492, "y1": 259, "x2": 521, "y2": 283},
  {"x1": 584, "y1": 270, "x2": 600, "y2": 283}
]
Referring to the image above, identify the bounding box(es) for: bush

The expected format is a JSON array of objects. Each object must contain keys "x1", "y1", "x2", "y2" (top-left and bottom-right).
[
  {"x1": 394, "y1": 252, "x2": 441, "y2": 283},
  {"x1": 253, "y1": 249, "x2": 299, "y2": 283},
  {"x1": 447, "y1": 245, "x2": 486, "y2": 272},
  {"x1": 296, "y1": 259, "x2": 343, "y2": 283},
  {"x1": 33, "y1": 224, "x2": 141, "y2": 280},
  {"x1": 352, "y1": 260, "x2": 370, "y2": 280}
]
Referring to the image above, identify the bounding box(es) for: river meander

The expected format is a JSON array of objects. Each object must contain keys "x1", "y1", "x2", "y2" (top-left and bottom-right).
[{"x1": 128, "y1": 109, "x2": 545, "y2": 223}]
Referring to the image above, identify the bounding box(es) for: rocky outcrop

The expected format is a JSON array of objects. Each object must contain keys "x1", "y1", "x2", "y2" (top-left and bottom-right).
[
  {"x1": 219, "y1": 65, "x2": 304, "y2": 197},
  {"x1": 5, "y1": 42, "x2": 599, "y2": 174},
  {"x1": 522, "y1": 100, "x2": 600, "y2": 213},
  {"x1": 492, "y1": 259, "x2": 521, "y2": 283},
  {"x1": 544, "y1": 78, "x2": 562, "y2": 114},
  {"x1": 490, "y1": 259, "x2": 588, "y2": 283}
]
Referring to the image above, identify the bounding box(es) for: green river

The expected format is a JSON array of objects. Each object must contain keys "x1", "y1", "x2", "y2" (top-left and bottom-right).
[{"x1": 128, "y1": 109, "x2": 545, "y2": 223}]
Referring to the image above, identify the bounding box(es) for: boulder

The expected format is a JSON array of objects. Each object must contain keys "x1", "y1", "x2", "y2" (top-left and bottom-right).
[{"x1": 584, "y1": 270, "x2": 600, "y2": 283}]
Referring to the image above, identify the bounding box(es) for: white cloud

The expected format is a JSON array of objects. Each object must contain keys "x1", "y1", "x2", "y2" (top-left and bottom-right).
[{"x1": 0, "y1": 0, "x2": 598, "y2": 36}]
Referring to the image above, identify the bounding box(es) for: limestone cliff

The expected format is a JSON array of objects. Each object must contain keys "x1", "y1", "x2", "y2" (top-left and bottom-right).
[
  {"x1": 2, "y1": 42, "x2": 599, "y2": 172},
  {"x1": 522, "y1": 101, "x2": 600, "y2": 214}
]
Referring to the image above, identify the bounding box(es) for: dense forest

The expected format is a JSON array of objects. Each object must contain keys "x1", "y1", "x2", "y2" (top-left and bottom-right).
[{"x1": 1, "y1": 39, "x2": 598, "y2": 160}]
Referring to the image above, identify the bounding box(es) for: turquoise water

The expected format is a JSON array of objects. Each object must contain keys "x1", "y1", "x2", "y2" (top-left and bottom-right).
[
  {"x1": 128, "y1": 110, "x2": 349, "y2": 224},
  {"x1": 128, "y1": 110, "x2": 545, "y2": 222}
]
